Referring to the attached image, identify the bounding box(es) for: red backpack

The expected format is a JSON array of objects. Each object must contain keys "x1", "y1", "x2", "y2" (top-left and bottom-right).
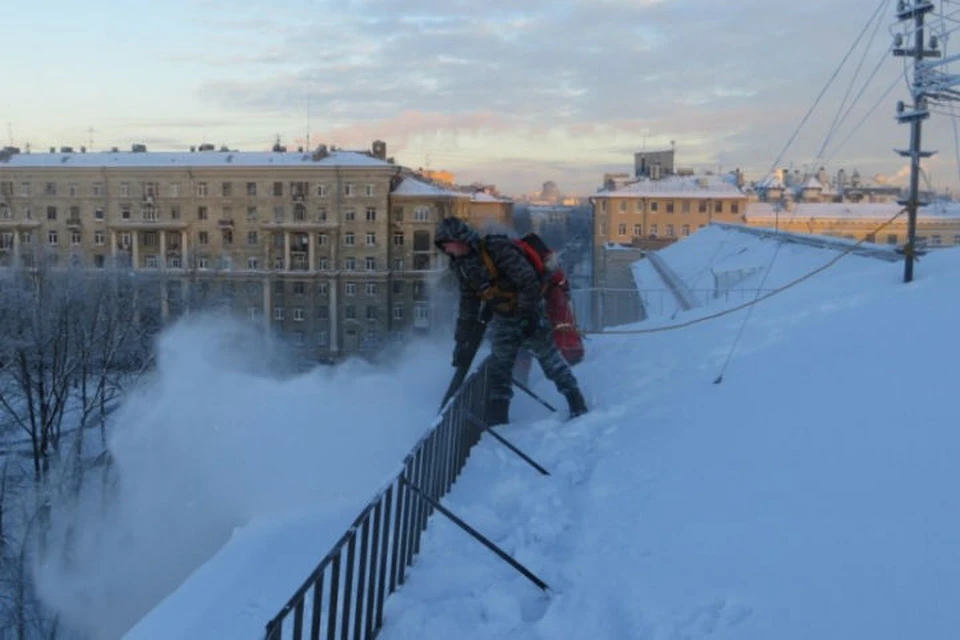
[{"x1": 481, "y1": 233, "x2": 585, "y2": 365}]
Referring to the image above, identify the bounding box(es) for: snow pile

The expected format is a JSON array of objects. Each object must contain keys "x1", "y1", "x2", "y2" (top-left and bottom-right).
[
  {"x1": 379, "y1": 230, "x2": 960, "y2": 639},
  {"x1": 34, "y1": 314, "x2": 451, "y2": 639}
]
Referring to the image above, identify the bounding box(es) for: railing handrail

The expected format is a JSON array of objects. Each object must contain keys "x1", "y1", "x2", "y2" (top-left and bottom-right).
[{"x1": 264, "y1": 357, "x2": 492, "y2": 639}]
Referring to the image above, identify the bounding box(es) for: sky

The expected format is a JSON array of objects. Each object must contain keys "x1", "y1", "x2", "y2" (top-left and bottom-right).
[{"x1": 6, "y1": 0, "x2": 960, "y2": 195}]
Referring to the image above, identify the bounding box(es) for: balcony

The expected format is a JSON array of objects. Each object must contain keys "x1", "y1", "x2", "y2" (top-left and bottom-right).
[
  {"x1": 66, "y1": 217, "x2": 82, "y2": 228},
  {"x1": 218, "y1": 218, "x2": 234, "y2": 227}
]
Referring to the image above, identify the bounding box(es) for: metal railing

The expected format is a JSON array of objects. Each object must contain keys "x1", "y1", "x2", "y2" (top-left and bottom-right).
[
  {"x1": 571, "y1": 287, "x2": 779, "y2": 330},
  {"x1": 265, "y1": 358, "x2": 492, "y2": 640}
]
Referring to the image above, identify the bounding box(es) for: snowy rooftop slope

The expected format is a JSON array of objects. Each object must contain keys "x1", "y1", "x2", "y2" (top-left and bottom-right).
[
  {"x1": 392, "y1": 178, "x2": 469, "y2": 198},
  {"x1": 378, "y1": 236, "x2": 960, "y2": 639},
  {"x1": 0, "y1": 150, "x2": 391, "y2": 169}
]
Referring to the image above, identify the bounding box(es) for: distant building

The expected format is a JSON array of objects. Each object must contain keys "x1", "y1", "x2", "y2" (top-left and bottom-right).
[{"x1": 634, "y1": 149, "x2": 675, "y2": 179}]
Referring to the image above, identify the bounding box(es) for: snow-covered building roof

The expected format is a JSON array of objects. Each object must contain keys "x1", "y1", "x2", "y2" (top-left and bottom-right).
[
  {"x1": 746, "y1": 201, "x2": 960, "y2": 220},
  {"x1": 0, "y1": 150, "x2": 393, "y2": 169},
  {"x1": 594, "y1": 174, "x2": 745, "y2": 199},
  {"x1": 391, "y1": 178, "x2": 468, "y2": 198},
  {"x1": 470, "y1": 191, "x2": 511, "y2": 203},
  {"x1": 801, "y1": 176, "x2": 824, "y2": 191}
]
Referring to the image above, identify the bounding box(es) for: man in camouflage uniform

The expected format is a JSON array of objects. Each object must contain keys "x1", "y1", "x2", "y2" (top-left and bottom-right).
[{"x1": 434, "y1": 216, "x2": 588, "y2": 425}]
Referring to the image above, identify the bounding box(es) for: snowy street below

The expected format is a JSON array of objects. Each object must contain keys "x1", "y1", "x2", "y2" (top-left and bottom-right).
[{"x1": 113, "y1": 225, "x2": 960, "y2": 639}]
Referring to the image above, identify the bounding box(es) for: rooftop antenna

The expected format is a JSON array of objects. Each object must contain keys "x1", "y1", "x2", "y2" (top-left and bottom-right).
[
  {"x1": 306, "y1": 93, "x2": 311, "y2": 150},
  {"x1": 6, "y1": 122, "x2": 12, "y2": 147},
  {"x1": 87, "y1": 126, "x2": 95, "y2": 151}
]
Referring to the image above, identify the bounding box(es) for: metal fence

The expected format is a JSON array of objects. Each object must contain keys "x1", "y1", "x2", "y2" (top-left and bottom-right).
[
  {"x1": 571, "y1": 287, "x2": 779, "y2": 331},
  {"x1": 264, "y1": 358, "x2": 492, "y2": 640}
]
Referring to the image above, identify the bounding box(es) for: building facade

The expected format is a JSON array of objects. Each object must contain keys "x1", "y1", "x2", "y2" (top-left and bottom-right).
[
  {"x1": 0, "y1": 142, "x2": 460, "y2": 360},
  {"x1": 590, "y1": 174, "x2": 748, "y2": 287}
]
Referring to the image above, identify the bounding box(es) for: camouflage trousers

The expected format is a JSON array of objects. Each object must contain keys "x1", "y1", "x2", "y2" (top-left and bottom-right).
[{"x1": 487, "y1": 314, "x2": 580, "y2": 402}]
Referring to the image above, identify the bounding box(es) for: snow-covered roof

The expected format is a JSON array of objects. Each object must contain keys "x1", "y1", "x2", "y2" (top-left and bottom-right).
[
  {"x1": 746, "y1": 201, "x2": 960, "y2": 220},
  {"x1": 470, "y1": 191, "x2": 511, "y2": 203},
  {"x1": 594, "y1": 174, "x2": 745, "y2": 199},
  {"x1": 801, "y1": 177, "x2": 824, "y2": 191},
  {"x1": 0, "y1": 150, "x2": 392, "y2": 169},
  {"x1": 757, "y1": 173, "x2": 785, "y2": 189},
  {"x1": 391, "y1": 178, "x2": 468, "y2": 198}
]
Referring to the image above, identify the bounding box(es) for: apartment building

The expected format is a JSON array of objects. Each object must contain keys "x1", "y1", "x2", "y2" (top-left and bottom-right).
[
  {"x1": 0, "y1": 141, "x2": 459, "y2": 360},
  {"x1": 590, "y1": 173, "x2": 748, "y2": 287}
]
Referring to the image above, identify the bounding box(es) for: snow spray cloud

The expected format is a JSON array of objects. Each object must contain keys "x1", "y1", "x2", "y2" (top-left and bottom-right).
[{"x1": 35, "y1": 313, "x2": 452, "y2": 639}]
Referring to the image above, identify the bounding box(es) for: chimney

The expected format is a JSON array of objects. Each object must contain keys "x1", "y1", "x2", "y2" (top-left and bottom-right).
[{"x1": 372, "y1": 140, "x2": 387, "y2": 160}]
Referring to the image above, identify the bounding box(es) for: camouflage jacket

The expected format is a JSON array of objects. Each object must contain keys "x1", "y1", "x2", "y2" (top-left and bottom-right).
[{"x1": 448, "y1": 234, "x2": 543, "y2": 342}]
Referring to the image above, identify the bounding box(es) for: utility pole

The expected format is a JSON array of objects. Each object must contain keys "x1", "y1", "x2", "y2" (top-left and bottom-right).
[{"x1": 893, "y1": 0, "x2": 940, "y2": 283}]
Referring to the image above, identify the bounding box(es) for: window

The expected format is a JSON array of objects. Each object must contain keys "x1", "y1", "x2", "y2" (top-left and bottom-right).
[
  {"x1": 291, "y1": 281, "x2": 305, "y2": 296},
  {"x1": 619, "y1": 201, "x2": 627, "y2": 213},
  {"x1": 198, "y1": 206, "x2": 208, "y2": 220},
  {"x1": 366, "y1": 231, "x2": 376, "y2": 246},
  {"x1": 344, "y1": 183, "x2": 354, "y2": 197},
  {"x1": 365, "y1": 184, "x2": 375, "y2": 197},
  {"x1": 366, "y1": 207, "x2": 377, "y2": 221},
  {"x1": 393, "y1": 206, "x2": 404, "y2": 221},
  {"x1": 47, "y1": 206, "x2": 57, "y2": 221},
  {"x1": 222, "y1": 182, "x2": 232, "y2": 197},
  {"x1": 247, "y1": 182, "x2": 257, "y2": 196},
  {"x1": 346, "y1": 282, "x2": 356, "y2": 296},
  {"x1": 94, "y1": 231, "x2": 105, "y2": 246},
  {"x1": 666, "y1": 201, "x2": 675, "y2": 214},
  {"x1": 635, "y1": 201, "x2": 643, "y2": 213},
  {"x1": 731, "y1": 202, "x2": 740, "y2": 214},
  {"x1": 317, "y1": 282, "x2": 328, "y2": 295},
  {"x1": 94, "y1": 254, "x2": 105, "y2": 268},
  {"x1": 248, "y1": 257, "x2": 260, "y2": 269},
  {"x1": 344, "y1": 256, "x2": 356, "y2": 270},
  {"x1": 365, "y1": 256, "x2": 376, "y2": 271},
  {"x1": 196, "y1": 182, "x2": 208, "y2": 197},
  {"x1": 19, "y1": 182, "x2": 30, "y2": 197},
  {"x1": 199, "y1": 231, "x2": 209, "y2": 245},
  {"x1": 345, "y1": 305, "x2": 356, "y2": 319},
  {"x1": 393, "y1": 304, "x2": 404, "y2": 320},
  {"x1": 317, "y1": 305, "x2": 329, "y2": 319},
  {"x1": 68, "y1": 183, "x2": 77, "y2": 196},
  {"x1": 618, "y1": 223, "x2": 626, "y2": 236},
  {"x1": 414, "y1": 304, "x2": 429, "y2": 323},
  {"x1": 682, "y1": 224, "x2": 690, "y2": 237},
  {"x1": 714, "y1": 201, "x2": 723, "y2": 213},
  {"x1": 273, "y1": 182, "x2": 283, "y2": 197},
  {"x1": 95, "y1": 208, "x2": 104, "y2": 220},
  {"x1": 318, "y1": 330, "x2": 329, "y2": 347},
  {"x1": 0, "y1": 232, "x2": 12, "y2": 249},
  {"x1": 344, "y1": 209, "x2": 356, "y2": 221},
  {"x1": 247, "y1": 206, "x2": 257, "y2": 222},
  {"x1": 197, "y1": 256, "x2": 209, "y2": 269},
  {"x1": 366, "y1": 282, "x2": 377, "y2": 296},
  {"x1": 170, "y1": 182, "x2": 180, "y2": 197},
  {"x1": 414, "y1": 206, "x2": 430, "y2": 222},
  {"x1": 48, "y1": 230, "x2": 58, "y2": 245},
  {"x1": 69, "y1": 230, "x2": 81, "y2": 246},
  {"x1": 393, "y1": 280, "x2": 404, "y2": 294},
  {"x1": 318, "y1": 258, "x2": 329, "y2": 270},
  {"x1": 394, "y1": 258, "x2": 405, "y2": 270},
  {"x1": 222, "y1": 229, "x2": 233, "y2": 245},
  {"x1": 932, "y1": 234, "x2": 942, "y2": 246},
  {"x1": 413, "y1": 230, "x2": 431, "y2": 251},
  {"x1": 633, "y1": 224, "x2": 642, "y2": 237},
  {"x1": 171, "y1": 205, "x2": 181, "y2": 219},
  {"x1": 145, "y1": 255, "x2": 159, "y2": 268},
  {"x1": 247, "y1": 231, "x2": 258, "y2": 245},
  {"x1": 393, "y1": 232, "x2": 404, "y2": 247},
  {"x1": 274, "y1": 307, "x2": 284, "y2": 321},
  {"x1": 682, "y1": 201, "x2": 690, "y2": 213},
  {"x1": 366, "y1": 306, "x2": 379, "y2": 321},
  {"x1": 293, "y1": 307, "x2": 305, "y2": 322},
  {"x1": 317, "y1": 207, "x2": 327, "y2": 221},
  {"x1": 345, "y1": 232, "x2": 355, "y2": 246},
  {"x1": 698, "y1": 200, "x2": 707, "y2": 213},
  {"x1": 650, "y1": 224, "x2": 659, "y2": 237},
  {"x1": 650, "y1": 201, "x2": 659, "y2": 212},
  {"x1": 317, "y1": 184, "x2": 328, "y2": 197},
  {"x1": 318, "y1": 233, "x2": 328, "y2": 246},
  {"x1": 666, "y1": 224, "x2": 675, "y2": 237},
  {"x1": 887, "y1": 234, "x2": 898, "y2": 245}
]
